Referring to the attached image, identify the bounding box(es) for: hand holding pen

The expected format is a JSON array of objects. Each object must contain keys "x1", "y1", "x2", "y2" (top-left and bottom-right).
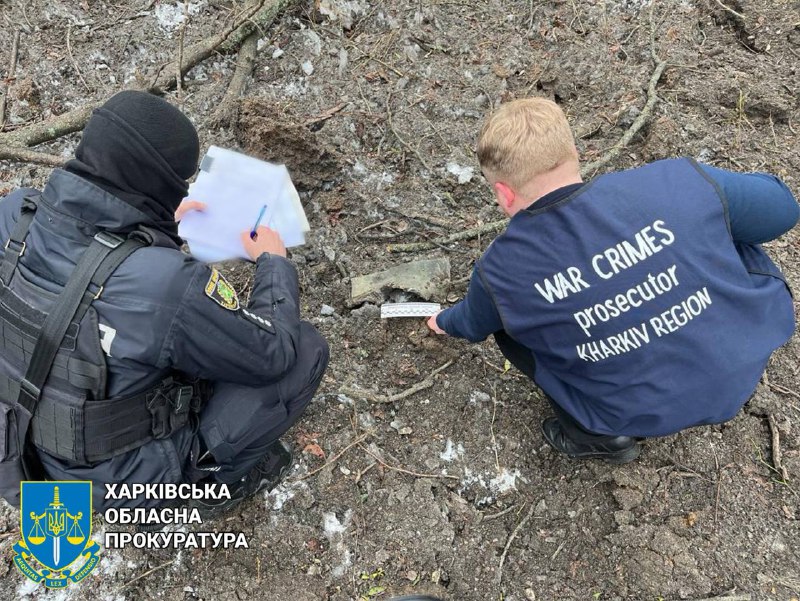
[{"x1": 241, "y1": 204, "x2": 286, "y2": 260}]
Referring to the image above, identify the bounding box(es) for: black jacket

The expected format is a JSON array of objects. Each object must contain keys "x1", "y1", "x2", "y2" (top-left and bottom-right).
[{"x1": 0, "y1": 169, "x2": 302, "y2": 494}]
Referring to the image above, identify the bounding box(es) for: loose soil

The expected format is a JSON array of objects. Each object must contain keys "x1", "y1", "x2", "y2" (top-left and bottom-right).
[{"x1": 0, "y1": 1, "x2": 799, "y2": 600}]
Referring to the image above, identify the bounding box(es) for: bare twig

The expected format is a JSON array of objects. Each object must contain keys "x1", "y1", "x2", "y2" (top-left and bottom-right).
[
  {"x1": 713, "y1": 448, "x2": 722, "y2": 531},
  {"x1": 176, "y1": 0, "x2": 190, "y2": 100},
  {"x1": 768, "y1": 382, "x2": 800, "y2": 400},
  {"x1": 359, "y1": 444, "x2": 460, "y2": 480},
  {"x1": 0, "y1": 30, "x2": 21, "y2": 129},
  {"x1": 688, "y1": 594, "x2": 751, "y2": 601},
  {"x1": 208, "y1": 31, "x2": 259, "y2": 127},
  {"x1": 386, "y1": 95, "x2": 431, "y2": 171},
  {"x1": 581, "y1": 59, "x2": 669, "y2": 176},
  {"x1": 496, "y1": 503, "x2": 535, "y2": 586},
  {"x1": 713, "y1": 0, "x2": 746, "y2": 21},
  {"x1": 119, "y1": 559, "x2": 176, "y2": 592},
  {"x1": 304, "y1": 102, "x2": 348, "y2": 128},
  {"x1": 490, "y1": 384, "x2": 501, "y2": 473},
  {"x1": 344, "y1": 41, "x2": 405, "y2": 77},
  {"x1": 340, "y1": 360, "x2": 453, "y2": 404},
  {"x1": 480, "y1": 505, "x2": 517, "y2": 521},
  {"x1": 66, "y1": 24, "x2": 91, "y2": 92},
  {"x1": 767, "y1": 414, "x2": 790, "y2": 482},
  {"x1": 387, "y1": 221, "x2": 506, "y2": 253},
  {"x1": 290, "y1": 431, "x2": 373, "y2": 482}
]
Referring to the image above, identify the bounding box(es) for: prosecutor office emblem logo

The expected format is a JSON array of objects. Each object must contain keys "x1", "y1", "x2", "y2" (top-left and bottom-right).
[{"x1": 14, "y1": 481, "x2": 100, "y2": 588}]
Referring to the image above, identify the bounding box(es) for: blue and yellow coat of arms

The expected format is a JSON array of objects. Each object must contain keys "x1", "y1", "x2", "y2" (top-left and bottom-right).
[{"x1": 13, "y1": 481, "x2": 100, "y2": 588}]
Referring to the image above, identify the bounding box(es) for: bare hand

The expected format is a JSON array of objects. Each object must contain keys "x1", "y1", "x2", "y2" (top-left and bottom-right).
[
  {"x1": 427, "y1": 311, "x2": 446, "y2": 335},
  {"x1": 241, "y1": 226, "x2": 287, "y2": 260},
  {"x1": 175, "y1": 200, "x2": 207, "y2": 221}
]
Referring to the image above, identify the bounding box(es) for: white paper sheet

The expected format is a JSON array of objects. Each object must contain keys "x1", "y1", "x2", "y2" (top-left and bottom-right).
[{"x1": 178, "y1": 146, "x2": 310, "y2": 263}]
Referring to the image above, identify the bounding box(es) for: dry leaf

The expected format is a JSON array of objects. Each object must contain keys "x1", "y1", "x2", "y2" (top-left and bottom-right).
[{"x1": 303, "y1": 443, "x2": 326, "y2": 459}]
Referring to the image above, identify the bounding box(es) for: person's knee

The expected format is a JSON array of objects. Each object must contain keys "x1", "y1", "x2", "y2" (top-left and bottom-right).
[{"x1": 299, "y1": 321, "x2": 330, "y2": 383}]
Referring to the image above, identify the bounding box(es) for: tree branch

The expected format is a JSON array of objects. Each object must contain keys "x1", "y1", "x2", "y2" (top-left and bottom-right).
[
  {"x1": 207, "y1": 31, "x2": 259, "y2": 128},
  {"x1": 0, "y1": 145, "x2": 64, "y2": 166},
  {"x1": 0, "y1": 0, "x2": 294, "y2": 152}
]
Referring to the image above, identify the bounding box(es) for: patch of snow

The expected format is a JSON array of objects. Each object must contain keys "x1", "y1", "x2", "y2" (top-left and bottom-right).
[
  {"x1": 469, "y1": 390, "x2": 491, "y2": 405},
  {"x1": 322, "y1": 510, "x2": 353, "y2": 578},
  {"x1": 303, "y1": 30, "x2": 323, "y2": 56},
  {"x1": 337, "y1": 393, "x2": 355, "y2": 406},
  {"x1": 96, "y1": 550, "x2": 125, "y2": 578},
  {"x1": 447, "y1": 162, "x2": 475, "y2": 184},
  {"x1": 318, "y1": 0, "x2": 368, "y2": 30},
  {"x1": 489, "y1": 468, "x2": 523, "y2": 494},
  {"x1": 459, "y1": 466, "x2": 527, "y2": 506},
  {"x1": 154, "y1": 1, "x2": 204, "y2": 34},
  {"x1": 323, "y1": 510, "x2": 351, "y2": 537},
  {"x1": 440, "y1": 439, "x2": 465, "y2": 462},
  {"x1": 267, "y1": 479, "x2": 309, "y2": 511},
  {"x1": 16, "y1": 580, "x2": 39, "y2": 599}
]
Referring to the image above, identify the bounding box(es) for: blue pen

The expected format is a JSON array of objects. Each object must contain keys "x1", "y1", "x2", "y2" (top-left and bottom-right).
[{"x1": 250, "y1": 204, "x2": 268, "y2": 239}]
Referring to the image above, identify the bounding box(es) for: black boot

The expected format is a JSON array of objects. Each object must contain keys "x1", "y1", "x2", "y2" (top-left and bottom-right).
[
  {"x1": 192, "y1": 440, "x2": 294, "y2": 519},
  {"x1": 541, "y1": 418, "x2": 641, "y2": 464}
]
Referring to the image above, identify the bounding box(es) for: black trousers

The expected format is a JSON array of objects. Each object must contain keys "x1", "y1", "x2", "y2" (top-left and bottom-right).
[
  {"x1": 197, "y1": 322, "x2": 330, "y2": 483},
  {"x1": 494, "y1": 330, "x2": 622, "y2": 444}
]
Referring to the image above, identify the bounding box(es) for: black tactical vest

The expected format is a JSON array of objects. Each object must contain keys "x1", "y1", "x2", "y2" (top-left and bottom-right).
[{"x1": 0, "y1": 196, "x2": 203, "y2": 507}]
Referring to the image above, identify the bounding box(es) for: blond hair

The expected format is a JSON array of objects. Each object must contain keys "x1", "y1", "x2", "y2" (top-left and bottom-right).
[{"x1": 477, "y1": 98, "x2": 577, "y2": 188}]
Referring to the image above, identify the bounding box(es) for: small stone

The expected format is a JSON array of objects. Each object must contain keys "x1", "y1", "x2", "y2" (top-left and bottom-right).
[
  {"x1": 320, "y1": 304, "x2": 335, "y2": 316},
  {"x1": 406, "y1": 570, "x2": 418, "y2": 581},
  {"x1": 399, "y1": 427, "x2": 413, "y2": 435},
  {"x1": 339, "y1": 466, "x2": 351, "y2": 476},
  {"x1": 525, "y1": 589, "x2": 537, "y2": 601},
  {"x1": 301, "y1": 60, "x2": 314, "y2": 75},
  {"x1": 534, "y1": 499, "x2": 547, "y2": 516},
  {"x1": 272, "y1": 47, "x2": 284, "y2": 59}
]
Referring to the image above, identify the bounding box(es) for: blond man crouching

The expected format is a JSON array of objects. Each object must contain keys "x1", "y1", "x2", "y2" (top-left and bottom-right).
[{"x1": 428, "y1": 98, "x2": 798, "y2": 463}]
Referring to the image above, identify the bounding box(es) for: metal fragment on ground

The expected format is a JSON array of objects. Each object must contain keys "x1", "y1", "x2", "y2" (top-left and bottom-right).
[{"x1": 349, "y1": 258, "x2": 450, "y2": 306}]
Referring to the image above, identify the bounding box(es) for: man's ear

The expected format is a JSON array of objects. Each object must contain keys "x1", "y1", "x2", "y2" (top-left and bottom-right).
[{"x1": 494, "y1": 181, "x2": 516, "y2": 210}]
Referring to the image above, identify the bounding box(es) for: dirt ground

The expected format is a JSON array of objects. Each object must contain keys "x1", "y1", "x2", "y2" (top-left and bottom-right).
[{"x1": 1, "y1": 1, "x2": 799, "y2": 600}]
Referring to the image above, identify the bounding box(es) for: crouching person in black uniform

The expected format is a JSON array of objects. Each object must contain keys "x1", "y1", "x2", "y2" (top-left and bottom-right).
[
  {"x1": 428, "y1": 98, "x2": 797, "y2": 464},
  {"x1": 0, "y1": 91, "x2": 329, "y2": 516}
]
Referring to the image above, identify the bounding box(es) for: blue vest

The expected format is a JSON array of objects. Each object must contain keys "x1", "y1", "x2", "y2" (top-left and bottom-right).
[{"x1": 480, "y1": 158, "x2": 795, "y2": 436}]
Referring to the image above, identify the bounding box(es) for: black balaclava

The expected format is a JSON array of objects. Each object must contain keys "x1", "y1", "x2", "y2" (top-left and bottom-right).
[{"x1": 65, "y1": 90, "x2": 200, "y2": 245}]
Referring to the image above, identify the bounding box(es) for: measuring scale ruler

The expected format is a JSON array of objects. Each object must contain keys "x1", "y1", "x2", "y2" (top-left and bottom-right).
[{"x1": 380, "y1": 302, "x2": 441, "y2": 318}]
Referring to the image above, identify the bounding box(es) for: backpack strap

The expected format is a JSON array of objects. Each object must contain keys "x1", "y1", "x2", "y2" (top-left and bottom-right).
[{"x1": 0, "y1": 195, "x2": 39, "y2": 286}]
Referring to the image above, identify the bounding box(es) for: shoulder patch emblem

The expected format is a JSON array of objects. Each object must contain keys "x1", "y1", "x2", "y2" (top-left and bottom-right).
[{"x1": 204, "y1": 268, "x2": 240, "y2": 311}]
